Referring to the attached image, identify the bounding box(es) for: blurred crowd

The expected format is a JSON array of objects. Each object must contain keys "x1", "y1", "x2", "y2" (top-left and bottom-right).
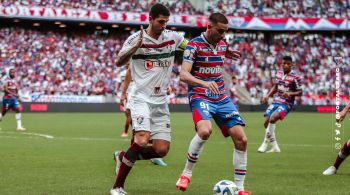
[
  {"x1": 1, "y1": 0, "x2": 198, "y2": 15},
  {"x1": 206, "y1": 0, "x2": 350, "y2": 18},
  {"x1": 225, "y1": 32, "x2": 350, "y2": 105},
  {"x1": 2, "y1": 0, "x2": 350, "y2": 18},
  {"x1": 0, "y1": 27, "x2": 349, "y2": 105}
]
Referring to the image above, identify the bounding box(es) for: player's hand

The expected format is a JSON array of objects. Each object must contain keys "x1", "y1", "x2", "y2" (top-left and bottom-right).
[
  {"x1": 134, "y1": 25, "x2": 144, "y2": 49},
  {"x1": 120, "y1": 92, "x2": 127, "y2": 107},
  {"x1": 167, "y1": 86, "x2": 172, "y2": 95},
  {"x1": 261, "y1": 97, "x2": 268, "y2": 104},
  {"x1": 282, "y1": 92, "x2": 291, "y2": 98},
  {"x1": 336, "y1": 110, "x2": 347, "y2": 122},
  {"x1": 204, "y1": 81, "x2": 220, "y2": 95},
  {"x1": 225, "y1": 49, "x2": 241, "y2": 61}
]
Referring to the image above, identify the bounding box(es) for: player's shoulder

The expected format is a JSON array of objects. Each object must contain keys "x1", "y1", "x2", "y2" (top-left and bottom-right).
[
  {"x1": 189, "y1": 36, "x2": 204, "y2": 43},
  {"x1": 289, "y1": 70, "x2": 301, "y2": 78},
  {"x1": 187, "y1": 36, "x2": 204, "y2": 48}
]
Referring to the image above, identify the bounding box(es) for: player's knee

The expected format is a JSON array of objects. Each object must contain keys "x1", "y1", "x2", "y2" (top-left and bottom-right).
[
  {"x1": 154, "y1": 146, "x2": 169, "y2": 157},
  {"x1": 269, "y1": 116, "x2": 278, "y2": 123},
  {"x1": 197, "y1": 128, "x2": 212, "y2": 140},
  {"x1": 235, "y1": 135, "x2": 247, "y2": 149}
]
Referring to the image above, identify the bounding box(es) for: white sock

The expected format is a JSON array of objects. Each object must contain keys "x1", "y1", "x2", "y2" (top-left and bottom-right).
[
  {"x1": 266, "y1": 123, "x2": 277, "y2": 145},
  {"x1": 233, "y1": 149, "x2": 247, "y2": 191},
  {"x1": 182, "y1": 134, "x2": 206, "y2": 178},
  {"x1": 15, "y1": 113, "x2": 22, "y2": 128},
  {"x1": 0, "y1": 113, "x2": 2, "y2": 121}
]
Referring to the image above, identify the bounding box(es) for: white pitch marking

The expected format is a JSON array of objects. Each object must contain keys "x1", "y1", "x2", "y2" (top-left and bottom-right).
[{"x1": 0, "y1": 131, "x2": 54, "y2": 139}]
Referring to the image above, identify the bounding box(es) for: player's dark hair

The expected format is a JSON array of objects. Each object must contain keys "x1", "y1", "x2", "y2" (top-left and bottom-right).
[
  {"x1": 209, "y1": 13, "x2": 228, "y2": 25},
  {"x1": 149, "y1": 3, "x2": 170, "y2": 19},
  {"x1": 283, "y1": 55, "x2": 293, "y2": 62}
]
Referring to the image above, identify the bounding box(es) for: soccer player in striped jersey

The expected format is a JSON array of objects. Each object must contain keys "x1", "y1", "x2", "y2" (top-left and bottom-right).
[
  {"x1": 175, "y1": 13, "x2": 250, "y2": 195},
  {"x1": 258, "y1": 56, "x2": 302, "y2": 153},
  {"x1": 323, "y1": 102, "x2": 350, "y2": 175},
  {"x1": 110, "y1": 3, "x2": 187, "y2": 195},
  {"x1": 0, "y1": 68, "x2": 25, "y2": 131}
]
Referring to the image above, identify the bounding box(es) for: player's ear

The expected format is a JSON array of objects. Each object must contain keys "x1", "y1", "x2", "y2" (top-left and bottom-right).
[{"x1": 207, "y1": 22, "x2": 212, "y2": 30}]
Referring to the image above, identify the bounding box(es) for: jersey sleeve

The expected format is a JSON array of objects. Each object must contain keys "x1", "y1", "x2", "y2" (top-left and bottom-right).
[
  {"x1": 294, "y1": 75, "x2": 302, "y2": 90},
  {"x1": 118, "y1": 31, "x2": 141, "y2": 57},
  {"x1": 182, "y1": 41, "x2": 197, "y2": 64},
  {"x1": 171, "y1": 31, "x2": 187, "y2": 50}
]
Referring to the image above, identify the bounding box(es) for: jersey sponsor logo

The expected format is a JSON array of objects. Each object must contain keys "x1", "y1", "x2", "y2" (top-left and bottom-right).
[
  {"x1": 144, "y1": 59, "x2": 171, "y2": 70},
  {"x1": 198, "y1": 66, "x2": 222, "y2": 74},
  {"x1": 225, "y1": 111, "x2": 240, "y2": 118}
]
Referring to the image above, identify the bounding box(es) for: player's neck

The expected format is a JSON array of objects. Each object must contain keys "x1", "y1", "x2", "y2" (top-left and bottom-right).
[
  {"x1": 283, "y1": 70, "x2": 291, "y2": 75},
  {"x1": 146, "y1": 27, "x2": 161, "y2": 40},
  {"x1": 204, "y1": 32, "x2": 217, "y2": 46}
]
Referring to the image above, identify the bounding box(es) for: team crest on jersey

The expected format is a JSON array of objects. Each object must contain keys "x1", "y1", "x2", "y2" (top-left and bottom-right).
[{"x1": 137, "y1": 116, "x2": 144, "y2": 124}]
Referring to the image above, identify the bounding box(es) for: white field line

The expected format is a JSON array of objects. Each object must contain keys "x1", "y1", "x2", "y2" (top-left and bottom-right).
[
  {"x1": 0, "y1": 131, "x2": 54, "y2": 139},
  {"x1": 0, "y1": 132, "x2": 330, "y2": 147}
]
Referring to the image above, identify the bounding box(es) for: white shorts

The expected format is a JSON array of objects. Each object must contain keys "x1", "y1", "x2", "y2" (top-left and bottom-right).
[{"x1": 129, "y1": 98, "x2": 171, "y2": 142}]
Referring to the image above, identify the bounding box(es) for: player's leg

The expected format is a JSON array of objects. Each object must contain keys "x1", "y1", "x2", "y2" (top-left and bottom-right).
[
  {"x1": 0, "y1": 101, "x2": 8, "y2": 130},
  {"x1": 215, "y1": 99, "x2": 249, "y2": 194},
  {"x1": 176, "y1": 99, "x2": 213, "y2": 191},
  {"x1": 176, "y1": 120, "x2": 211, "y2": 191},
  {"x1": 13, "y1": 99, "x2": 25, "y2": 131},
  {"x1": 257, "y1": 116, "x2": 271, "y2": 152},
  {"x1": 111, "y1": 99, "x2": 151, "y2": 193},
  {"x1": 112, "y1": 130, "x2": 151, "y2": 190},
  {"x1": 228, "y1": 125, "x2": 249, "y2": 194},
  {"x1": 121, "y1": 109, "x2": 131, "y2": 138},
  {"x1": 258, "y1": 104, "x2": 278, "y2": 152},
  {"x1": 147, "y1": 140, "x2": 167, "y2": 166},
  {"x1": 323, "y1": 140, "x2": 350, "y2": 175},
  {"x1": 265, "y1": 112, "x2": 280, "y2": 152}
]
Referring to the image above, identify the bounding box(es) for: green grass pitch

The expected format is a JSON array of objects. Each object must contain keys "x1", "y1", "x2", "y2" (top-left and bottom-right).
[{"x1": 0, "y1": 112, "x2": 349, "y2": 195}]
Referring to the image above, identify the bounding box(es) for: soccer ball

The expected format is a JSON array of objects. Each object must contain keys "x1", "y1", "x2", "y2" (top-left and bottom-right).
[{"x1": 213, "y1": 180, "x2": 239, "y2": 195}]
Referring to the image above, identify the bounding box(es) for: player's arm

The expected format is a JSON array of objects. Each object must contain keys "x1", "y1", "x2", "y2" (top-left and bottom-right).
[
  {"x1": 116, "y1": 26, "x2": 144, "y2": 67},
  {"x1": 225, "y1": 48, "x2": 241, "y2": 60},
  {"x1": 283, "y1": 89, "x2": 302, "y2": 98},
  {"x1": 283, "y1": 76, "x2": 303, "y2": 98},
  {"x1": 120, "y1": 65, "x2": 132, "y2": 106},
  {"x1": 180, "y1": 61, "x2": 220, "y2": 95},
  {"x1": 337, "y1": 102, "x2": 350, "y2": 122},
  {"x1": 261, "y1": 84, "x2": 277, "y2": 104}
]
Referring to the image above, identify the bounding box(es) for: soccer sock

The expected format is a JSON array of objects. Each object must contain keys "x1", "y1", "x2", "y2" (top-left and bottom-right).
[
  {"x1": 182, "y1": 133, "x2": 206, "y2": 178},
  {"x1": 15, "y1": 113, "x2": 22, "y2": 128},
  {"x1": 233, "y1": 149, "x2": 247, "y2": 191},
  {"x1": 266, "y1": 123, "x2": 277, "y2": 145},
  {"x1": 334, "y1": 141, "x2": 350, "y2": 169},
  {"x1": 114, "y1": 143, "x2": 144, "y2": 188}
]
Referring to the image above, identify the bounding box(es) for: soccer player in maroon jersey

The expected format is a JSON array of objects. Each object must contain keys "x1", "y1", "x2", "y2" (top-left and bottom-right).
[
  {"x1": 0, "y1": 68, "x2": 26, "y2": 131},
  {"x1": 323, "y1": 102, "x2": 350, "y2": 175},
  {"x1": 258, "y1": 56, "x2": 302, "y2": 153}
]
